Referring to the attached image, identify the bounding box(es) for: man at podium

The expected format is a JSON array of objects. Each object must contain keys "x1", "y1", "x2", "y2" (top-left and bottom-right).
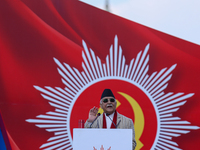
[{"x1": 84, "y1": 89, "x2": 136, "y2": 150}]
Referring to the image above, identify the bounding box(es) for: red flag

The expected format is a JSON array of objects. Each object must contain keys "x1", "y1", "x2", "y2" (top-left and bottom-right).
[{"x1": 0, "y1": 0, "x2": 200, "y2": 149}]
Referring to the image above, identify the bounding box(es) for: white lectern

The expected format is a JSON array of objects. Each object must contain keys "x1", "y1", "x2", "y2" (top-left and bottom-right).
[{"x1": 73, "y1": 129, "x2": 132, "y2": 150}]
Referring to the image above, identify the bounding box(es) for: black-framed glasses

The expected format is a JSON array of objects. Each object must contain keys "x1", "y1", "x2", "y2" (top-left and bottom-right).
[{"x1": 102, "y1": 98, "x2": 115, "y2": 103}]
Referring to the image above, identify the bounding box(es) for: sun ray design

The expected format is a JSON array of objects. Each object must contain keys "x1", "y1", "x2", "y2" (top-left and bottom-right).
[{"x1": 26, "y1": 35, "x2": 199, "y2": 150}]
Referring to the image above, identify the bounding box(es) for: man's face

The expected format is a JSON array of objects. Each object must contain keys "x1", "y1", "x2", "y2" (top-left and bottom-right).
[{"x1": 100, "y1": 96, "x2": 116, "y2": 115}]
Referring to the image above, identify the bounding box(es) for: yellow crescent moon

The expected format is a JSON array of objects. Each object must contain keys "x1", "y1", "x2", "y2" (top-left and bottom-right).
[{"x1": 118, "y1": 92, "x2": 144, "y2": 150}]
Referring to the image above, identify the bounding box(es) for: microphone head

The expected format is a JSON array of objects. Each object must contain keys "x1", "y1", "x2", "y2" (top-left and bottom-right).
[
  {"x1": 97, "y1": 113, "x2": 101, "y2": 116},
  {"x1": 106, "y1": 113, "x2": 110, "y2": 116}
]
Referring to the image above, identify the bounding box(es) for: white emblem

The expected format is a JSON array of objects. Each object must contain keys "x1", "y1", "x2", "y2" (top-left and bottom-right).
[{"x1": 26, "y1": 35, "x2": 199, "y2": 150}]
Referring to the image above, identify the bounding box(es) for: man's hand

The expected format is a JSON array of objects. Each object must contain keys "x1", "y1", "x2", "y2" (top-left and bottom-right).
[{"x1": 88, "y1": 106, "x2": 99, "y2": 122}]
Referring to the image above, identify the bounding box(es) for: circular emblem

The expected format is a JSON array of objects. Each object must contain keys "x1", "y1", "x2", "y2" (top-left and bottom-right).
[
  {"x1": 27, "y1": 35, "x2": 199, "y2": 150},
  {"x1": 71, "y1": 80, "x2": 157, "y2": 149}
]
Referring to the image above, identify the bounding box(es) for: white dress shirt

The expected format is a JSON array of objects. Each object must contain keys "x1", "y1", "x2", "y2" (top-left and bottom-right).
[{"x1": 105, "y1": 112, "x2": 114, "y2": 129}]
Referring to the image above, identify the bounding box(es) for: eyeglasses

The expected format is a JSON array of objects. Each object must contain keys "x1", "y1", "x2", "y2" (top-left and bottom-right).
[{"x1": 102, "y1": 98, "x2": 115, "y2": 103}]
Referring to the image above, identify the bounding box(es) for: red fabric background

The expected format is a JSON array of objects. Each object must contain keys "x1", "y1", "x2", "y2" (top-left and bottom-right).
[{"x1": 0, "y1": 0, "x2": 200, "y2": 149}]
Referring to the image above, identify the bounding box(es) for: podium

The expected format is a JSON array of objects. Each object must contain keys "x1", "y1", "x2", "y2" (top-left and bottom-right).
[{"x1": 73, "y1": 129, "x2": 132, "y2": 150}]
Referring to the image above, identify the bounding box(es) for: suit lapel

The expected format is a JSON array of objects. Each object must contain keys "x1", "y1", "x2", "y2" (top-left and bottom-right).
[{"x1": 117, "y1": 112, "x2": 122, "y2": 128}]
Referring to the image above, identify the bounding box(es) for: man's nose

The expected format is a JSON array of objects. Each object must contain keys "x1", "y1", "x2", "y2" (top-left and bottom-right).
[{"x1": 107, "y1": 99, "x2": 112, "y2": 103}]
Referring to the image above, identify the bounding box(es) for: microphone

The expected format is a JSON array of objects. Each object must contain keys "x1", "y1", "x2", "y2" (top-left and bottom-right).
[
  {"x1": 106, "y1": 113, "x2": 117, "y2": 128},
  {"x1": 90, "y1": 113, "x2": 101, "y2": 128}
]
